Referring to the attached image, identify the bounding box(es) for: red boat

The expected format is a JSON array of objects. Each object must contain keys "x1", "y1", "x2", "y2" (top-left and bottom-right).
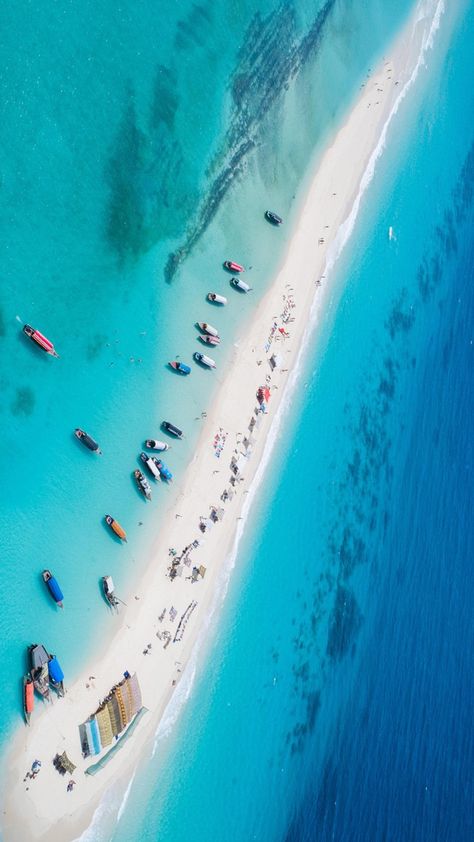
[
  {"x1": 23, "y1": 324, "x2": 59, "y2": 357},
  {"x1": 223, "y1": 260, "x2": 245, "y2": 273}
]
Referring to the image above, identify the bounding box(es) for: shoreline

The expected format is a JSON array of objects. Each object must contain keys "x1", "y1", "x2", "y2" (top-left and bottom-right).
[{"x1": 1, "y1": 4, "x2": 444, "y2": 840}]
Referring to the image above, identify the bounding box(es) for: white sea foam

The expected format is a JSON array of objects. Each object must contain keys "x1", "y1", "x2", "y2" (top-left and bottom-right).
[{"x1": 116, "y1": 767, "x2": 137, "y2": 823}]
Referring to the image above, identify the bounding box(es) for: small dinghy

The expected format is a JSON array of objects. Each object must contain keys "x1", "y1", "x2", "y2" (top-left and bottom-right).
[
  {"x1": 102, "y1": 575, "x2": 120, "y2": 611},
  {"x1": 134, "y1": 468, "x2": 152, "y2": 500},
  {"x1": 145, "y1": 439, "x2": 169, "y2": 451},
  {"x1": 265, "y1": 210, "x2": 283, "y2": 225},
  {"x1": 28, "y1": 644, "x2": 51, "y2": 701},
  {"x1": 197, "y1": 322, "x2": 219, "y2": 337},
  {"x1": 224, "y1": 260, "x2": 245, "y2": 273},
  {"x1": 169, "y1": 361, "x2": 191, "y2": 375},
  {"x1": 74, "y1": 428, "x2": 102, "y2": 454},
  {"x1": 42, "y1": 570, "x2": 64, "y2": 608},
  {"x1": 162, "y1": 421, "x2": 183, "y2": 439},
  {"x1": 23, "y1": 674, "x2": 34, "y2": 725},
  {"x1": 22, "y1": 324, "x2": 59, "y2": 357},
  {"x1": 156, "y1": 459, "x2": 173, "y2": 482},
  {"x1": 231, "y1": 277, "x2": 251, "y2": 293},
  {"x1": 207, "y1": 292, "x2": 227, "y2": 305},
  {"x1": 194, "y1": 352, "x2": 216, "y2": 369},
  {"x1": 140, "y1": 452, "x2": 161, "y2": 480},
  {"x1": 48, "y1": 654, "x2": 65, "y2": 697},
  {"x1": 105, "y1": 515, "x2": 127, "y2": 542},
  {"x1": 199, "y1": 334, "x2": 220, "y2": 346}
]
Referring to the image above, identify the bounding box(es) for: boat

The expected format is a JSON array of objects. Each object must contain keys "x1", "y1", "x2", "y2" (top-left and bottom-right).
[
  {"x1": 199, "y1": 334, "x2": 220, "y2": 346},
  {"x1": 265, "y1": 210, "x2": 283, "y2": 225},
  {"x1": 197, "y1": 322, "x2": 219, "y2": 337},
  {"x1": 74, "y1": 428, "x2": 102, "y2": 454},
  {"x1": 169, "y1": 361, "x2": 191, "y2": 375},
  {"x1": 140, "y1": 452, "x2": 161, "y2": 480},
  {"x1": 28, "y1": 644, "x2": 51, "y2": 700},
  {"x1": 22, "y1": 324, "x2": 59, "y2": 357},
  {"x1": 134, "y1": 469, "x2": 152, "y2": 500},
  {"x1": 23, "y1": 674, "x2": 34, "y2": 725},
  {"x1": 102, "y1": 575, "x2": 120, "y2": 611},
  {"x1": 105, "y1": 515, "x2": 127, "y2": 542},
  {"x1": 42, "y1": 570, "x2": 64, "y2": 608},
  {"x1": 193, "y1": 352, "x2": 216, "y2": 369},
  {"x1": 48, "y1": 655, "x2": 65, "y2": 697},
  {"x1": 156, "y1": 459, "x2": 173, "y2": 482},
  {"x1": 230, "y1": 277, "x2": 251, "y2": 293},
  {"x1": 223, "y1": 260, "x2": 245, "y2": 273},
  {"x1": 207, "y1": 293, "x2": 227, "y2": 305},
  {"x1": 145, "y1": 439, "x2": 169, "y2": 451},
  {"x1": 161, "y1": 421, "x2": 183, "y2": 439}
]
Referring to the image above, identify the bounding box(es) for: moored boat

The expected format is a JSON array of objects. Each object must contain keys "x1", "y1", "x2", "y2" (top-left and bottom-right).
[
  {"x1": 161, "y1": 421, "x2": 183, "y2": 439},
  {"x1": 207, "y1": 292, "x2": 227, "y2": 305},
  {"x1": 156, "y1": 459, "x2": 173, "y2": 482},
  {"x1": 197, "y1": 322, "x2": 219, "y2": 337},
  {"x1": 22, "y1": 324, "x2": 59, "y2": 357},
  {"x1": 223, "y1": 260, "x2": 245, "y2": 273},
  {"x1": 140, "y1": 452, "x2": 161, "y2": 480},
  {"x1": 23, "y1": 674, "x2": 34, "y2": 725},
  {"x1": 105, "y1": 515, "x2": 127, "y2": 542},
  {"x1": 134, "y1": 469, "x2": 152, "y2": 500},
  {"x1": 169, "y1": 361, "x2": 191, "y2": 375},
  {"x1": 74, "y1": 428, "x2": 102, "y2": 454},
  {"x1": 42, "y1": 570, "x2": 64, "y2": 608},
  {"x1": 194, "y1": 352, "x2": 216, "y2": 369},
  {"x1": 199, "y1": 334, "x2": 220, "y2": 346},
  {"x1": 28, "y1": 644, "x2": 51, "y2": 700},
  {"x1": 145, "y1": 439, "x2": 169, "y2": 451},
  {"x1": 48, "y1": 655, "x2": 65, "y2": 697},
  {"x1": 265, "y1": 210, "x2": 283, "y2": 225},
  {"x1": 231, "y1": 277, "x2": 251, "y2": 293},
  {"x1": 102, "y1": 575, "x2": 120, "y2": 611}
]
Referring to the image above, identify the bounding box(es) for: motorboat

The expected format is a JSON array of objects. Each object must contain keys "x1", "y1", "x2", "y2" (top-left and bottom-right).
[
  {"x1": 48, "y1": 654, "x2": 65, "y2": 697},
  {"x1": 145, "y1": 439, "x2": 169, "y2": 451},
  {"x1": 265, "y1": 210, "x2": 283, "y2": 225},
  {"x1": 23, "y1": 674, "x2": 34, "y2": 725},
  {"x1": 134, "y1": 469, "x2": 152, "y2": 500},
  {"x1": 161, "y1": 421, "x2": 183, "y2": 439},
  {"x1": 102, "y1": 575, "x2": 120, "y2": 611},
  {"x1": 197, "y1": 322, "x2": 219, "y2": 337},
  {"x1": 22, "y1": 324, "x2": 59, "y2": 357},
  {"x1": 156, "y1": 459, "x2": 173, "y2": 482},
  {"x1": 231, "y1": 277, "x2": 251, "y2": 293},
  {"x1": 140, "y1": 452, "x2": 161, "y2": 480},
  {"x1": 207, "y1": 293, "x2": 227, "y2": 305},
  {"x1": 194, "y1": 352, "x2": 216, "y2": 369},
  {"x1": 223, "y1": 260, "x2": 245, "y2": 273},
  {"x1": 28, "y1": 644, "x2": 51, "y2": 700},
  {"x1": 42, "y1": 570, "x2": 64, "y2": 608},
  {"x1": 74, "y1": 428, "x2": 101, "y2": 454},
  {"x1": 199, "y1": 334, "x2": 220, "y2": 346},
  {"x1": 169, "y1": 361, "x2": 191, "y2": 375},
  {"x1": 105, "y1": 515, "x2": 127, "y2": 542}
]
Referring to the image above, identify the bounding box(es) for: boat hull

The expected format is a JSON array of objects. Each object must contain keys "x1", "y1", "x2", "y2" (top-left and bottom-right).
[
  {"x1": 105, "y1": 515, "x2": 127, "y2": 542},
  {"x1": 224, "y1": 261, "x2": 244, "y2": 273},
  {"x1": 75, "y1": 429, "x2": 101, "y2": 453},
  {"x1": 207, "y1": 293, "x2": 227, "y2": 305},
  {"x1": 23, "y1": 324, "x2": 59, "y2": 357},
  {"x1": 145, "y1": 439, "x2": 169, "y2": 451},
  {"x1": 23, "y1": 676, "x2": 34, "y2": 725},
  {"x1": 161, "y1": 422, "x2": 183, "y2": 439},
  {"x1": 194, "y1": 352, "x2": 216, "y2": 369}
]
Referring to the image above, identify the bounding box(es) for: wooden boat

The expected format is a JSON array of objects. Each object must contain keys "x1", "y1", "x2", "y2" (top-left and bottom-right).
[
  {"x1": 223, "y1": 260, "x2": 245, "y2": 273},
  {"x1": 42, "y1": 570, "x2": 64, "y2": 608},
  {"x1": 145, "y1": 439, "x2": 169, "y2": 451},
  {"x1": 231, "y1": 277, "x2": 251, "y2": 293},
  {"x1": 169, "y1": 361, "x2": 191, "y2": 375},
  {"x1": 156, "y1": 459, "x2": 173, "y2": 482},
  {"x1": 28, "y1": 644, "x2": 51, "y2": 700},
  {"x1": 48, "y1": 654, "x2": 65, "y2": 697},
  {"x1": 140, "y1": 452, "x2": 161, "y2": 480},
  {"x1": 22, "y1": 324, "x2": 59, "y2": 357},
  {"x1": 102, "y1": 575, "x2": 120, "y2": 611},
  {"x1": 161, "y1": 421, "x2": 183, "y2": 439},
  {"x1": 199, "y1": 334, "x2": 220, "y2": 346},
  {"x1": 105, "y1": 515, "x2": 127, "y2": 542},
  {"x1": 74, "y1": 428, "x2": 101, "y2": 454},
  {"x1": 23, "y1": 674, "x2": 34, "y2": 725},
  {"x1": 197, "y1": 322, "x2": 219, "y2": 337},
  {"x1": 207, "y1": 293, "x2": 227, "y2": 305},
  {"x1": 134, "y1": 469, "x2": 152, "y2": 500},
  {"x1": 265, "y1": 210, "x2": 283, "y2": 225},
  {"x1": 194, "y1": 352, "x2": 216, "y2": 369}
]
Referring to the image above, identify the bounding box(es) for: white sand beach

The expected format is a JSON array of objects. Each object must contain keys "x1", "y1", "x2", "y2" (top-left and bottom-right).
[{"x1": 1, "y1": 4, "x2": 442, "y2": 839}]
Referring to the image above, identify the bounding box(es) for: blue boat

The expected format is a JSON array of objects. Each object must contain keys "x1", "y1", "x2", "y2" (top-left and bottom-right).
[
  {"x1": 157, "y1": 459, "x2": 173, "y2": 482},
  {"x1": 42, "y1": 570, "x2": 64, "y2": 608},
  {"x1": 48, "y1": 655, "x2": 65, "y2": 697},
  {"x1": 169, "y1": 361, "x2": 191, "y2": 375}
]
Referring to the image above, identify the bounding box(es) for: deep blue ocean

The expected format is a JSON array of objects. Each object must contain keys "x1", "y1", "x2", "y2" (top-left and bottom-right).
[{"x1": 1, "y1": 1, "x2": 473, "y2": 841}]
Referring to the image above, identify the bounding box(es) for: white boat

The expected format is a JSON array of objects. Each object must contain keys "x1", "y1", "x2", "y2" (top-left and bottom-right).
[
  {"x1": 145, "y1": 439, "x2": 169, "y2": 451},
  {"x1": 194, "y1": 352, "x2": 216, "y2": 369},
  {"x1": 140, "y1": 452, "x2": 161, "y2": 480},
  {"x1": 199, "y1": 334, "x2": 220, "y2": 346},
  {"x1": 207, "y1": 293, "x2": 227, "y2": 305},
  {"x1": 231, "y1": 277, "x2": 251, "y2": 293},
  {"x1": 197, "y1": 322, "x2": 219, "y2": 337}
]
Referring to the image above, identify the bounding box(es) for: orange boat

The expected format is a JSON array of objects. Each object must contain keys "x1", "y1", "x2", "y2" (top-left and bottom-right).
[
  {"x1": 105, "y1": 515, "x2": 127, "y2": 542},
  {"x1": 23, "y1": 675, "x2": 34, "y2": 725}
]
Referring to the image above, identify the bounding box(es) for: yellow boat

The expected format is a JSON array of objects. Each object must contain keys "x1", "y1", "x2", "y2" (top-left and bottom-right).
[{"x1": 105, "y1": 515, "x2": 127, "y2": 542}]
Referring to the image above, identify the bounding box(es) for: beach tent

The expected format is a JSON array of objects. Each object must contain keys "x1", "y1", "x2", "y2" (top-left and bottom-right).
[
  {"x1": 57, "y1": 751, "x2": 76, "y2": 774},
  {"x1": 199, "y1": 565, "x2": 207, "y2": 578},
  {"x1": 269, "y1": 353, "x2": 281, "y2": 370}
]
